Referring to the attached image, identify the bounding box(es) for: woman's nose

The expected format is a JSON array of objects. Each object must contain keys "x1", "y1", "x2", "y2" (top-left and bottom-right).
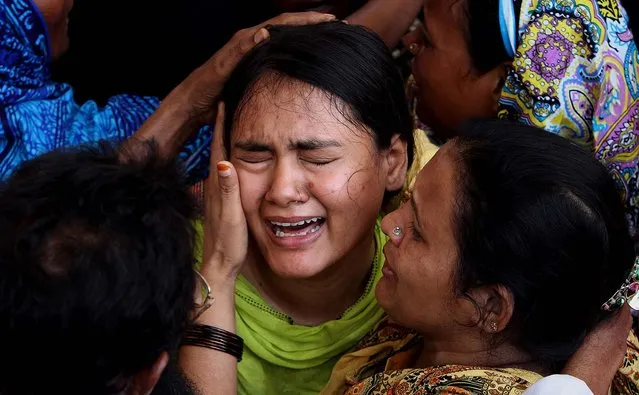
[
  {"x1": 264, "y1": 161, "x2": 309, "y2": 207},
  {"x1": 381, "y1": 210, "x2": 404, "y2": 246}
]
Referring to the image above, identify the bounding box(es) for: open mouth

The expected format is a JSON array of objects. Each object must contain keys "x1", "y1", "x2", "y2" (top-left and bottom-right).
[{"x1": 268, "y1": 217, "x2": 326, "y2": 238}]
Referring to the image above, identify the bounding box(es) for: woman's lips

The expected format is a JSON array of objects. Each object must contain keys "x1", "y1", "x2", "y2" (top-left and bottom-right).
[
  {"x1": 382, "y1": 262, "x2": 395, "y2": 278},
  {"x1": 264, "y1": 217, "x2": 326, "y2": 249}
]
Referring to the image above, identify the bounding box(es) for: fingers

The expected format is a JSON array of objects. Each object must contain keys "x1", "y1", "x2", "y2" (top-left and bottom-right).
[
  {"x1": 227, "y1": 12, "x2": 337, "y2": 66},
  {"x1": 209, "y1": 28, "x2": 268, "y2": 84},
  {"x1": 206, "y1": 12, "x2": 337, "y2": 89},
  {"x1": 216, "y1": 161, "x2": 244, "y2": 226},
  {"x1": 234, "y1": 27, "x2": 270, "y2": 60},
  {"x1": 210, "y1": 102, "x2": 227, "y2": 165},
  {"x1": 258, "y1": 12, "x2": 337, "y2": 29}
]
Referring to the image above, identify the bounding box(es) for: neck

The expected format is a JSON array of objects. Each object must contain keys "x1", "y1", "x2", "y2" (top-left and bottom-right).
[
  {"x1": 242, "y1": 232, "x2": 377, "y2": 326},
  {"x1": 416, "y1": 334, "x2": 547, "y2": 375}
]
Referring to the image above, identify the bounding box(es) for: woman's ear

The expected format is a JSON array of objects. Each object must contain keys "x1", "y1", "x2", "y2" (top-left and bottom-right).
[
  {"x1": 384, "y1": 135, "x2": 409, "y2": 192},
  {"x1": 490, "y1": 62, "x2": 511, "y2": 110},
  {"x1": 466, "y1": 284, "x2": 515, "y2": 334}
]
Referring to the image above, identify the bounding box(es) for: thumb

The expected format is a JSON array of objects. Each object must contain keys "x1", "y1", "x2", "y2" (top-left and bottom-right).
[{"x1": 216, "y1": 161, "x2": 244, "y2": 223}]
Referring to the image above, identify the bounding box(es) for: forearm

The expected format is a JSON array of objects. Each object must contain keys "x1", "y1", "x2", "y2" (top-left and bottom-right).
[
  {"x1": 122, "y1": 77, "x2": 204, "y2": 158},
  {"x1": 346, "y1": 0, "x2": 422, "y2": 47},
  {"x1": 179, "y1": 279, "x2": 238, "y2": 395}
]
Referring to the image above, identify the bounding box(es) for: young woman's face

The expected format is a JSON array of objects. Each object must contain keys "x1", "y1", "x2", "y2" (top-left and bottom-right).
[
  {"x1": 33, "y1": 0, "x2": 73, "y2": 59},
  {"x1": 230, "y1": 79, "x2": 406, "y2": 279},
  {"x1": 404, "y1": 0, "x2": 502, "y2": 138}
]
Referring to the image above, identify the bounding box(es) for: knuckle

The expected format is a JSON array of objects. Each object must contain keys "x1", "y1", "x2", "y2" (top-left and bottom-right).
[
  {"x1": 233, "y1": 29, "x2": 248, "y2": 39},
  {"x1": 219, "y1": 182, "x2": 236, "y2": 195}
]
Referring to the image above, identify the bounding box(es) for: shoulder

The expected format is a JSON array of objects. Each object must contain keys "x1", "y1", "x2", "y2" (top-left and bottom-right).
[
  {"x1": 354, "y1": 318, "x2": 416, "y2": 352},
  {"x1": 612, "y1": 330, "x2": 639, "y2": 393},
  {"x1": 346, "y1": 365, "x2": 539, "y2": 395}
]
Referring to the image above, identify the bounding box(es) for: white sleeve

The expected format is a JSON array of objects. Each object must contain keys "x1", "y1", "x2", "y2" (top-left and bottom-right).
[{"x1": 523, "y1": 375, "x2": 593, "y2": 395}]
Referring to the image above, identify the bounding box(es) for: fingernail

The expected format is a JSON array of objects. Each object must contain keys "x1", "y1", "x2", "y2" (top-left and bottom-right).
[
  {"x1": 341, "y1": 19, "x2": 349, "y2": 24},
  {"x1": 217, "y1": 162, "x2": 231, "y2": 178},
  {"x1": 254, "y1": 28, "x2": 269, "y2": 44}
]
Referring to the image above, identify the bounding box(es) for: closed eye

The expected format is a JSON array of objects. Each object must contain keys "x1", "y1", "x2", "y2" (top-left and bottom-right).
[
  {"x1": 303, "y1": 159, "x2": 336, "y2": 167},
  {"x1": 419, "y1": 22, "x2": 433, "y2": 48},
  {"x1": 408, "y1": 222, "x2": 423, "y2": 241},
  {"x1": 236, "y1": 155, "x2": 272, "y2": 164}
]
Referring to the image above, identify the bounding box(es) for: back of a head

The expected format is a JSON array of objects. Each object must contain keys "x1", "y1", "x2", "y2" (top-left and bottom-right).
[
  {"x1": 222, "y1": 21, "x2": 415, "y2": 172},
  {"x1": 0, "y1": 143, "x2": 197, "y2": 394},
  {"x1": 452, "y1": 120, "x2": 635, "y2": 371}
]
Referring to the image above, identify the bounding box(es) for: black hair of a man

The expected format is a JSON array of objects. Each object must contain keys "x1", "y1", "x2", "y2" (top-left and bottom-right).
[{"x1": 0, "y1": 142, "x2": 197, "y2": 394}]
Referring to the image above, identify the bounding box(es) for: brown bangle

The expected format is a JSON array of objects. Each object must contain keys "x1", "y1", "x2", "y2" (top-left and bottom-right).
[{"x1": 181, "y1": 324, "x2": 244, "y2": 361}]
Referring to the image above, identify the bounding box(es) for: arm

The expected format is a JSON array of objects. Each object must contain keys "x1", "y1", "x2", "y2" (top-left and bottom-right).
[
  {"x1": 120, "y1": 12, "x2": 339, "y2": 169},
  {"x1": 177, "y1": 14, "x2": 339, "y2": 394},
  {"x1": 522, "y1": 304, "x2": 631, "y2": 395},
  {"x1": 178, "y1": 105, "x2": 245, "y2": 395},
  {"x1": 346, "y1": 0, "x2": 422, "y2": 48},
  {"x1": 560, "y1": 304, "x2": 632, "y2": 395}
]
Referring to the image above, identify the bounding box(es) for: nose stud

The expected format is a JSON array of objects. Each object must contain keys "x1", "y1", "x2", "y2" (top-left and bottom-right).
[{"x1": 393, "y1": 226, "x2": 402, "y2": 237}]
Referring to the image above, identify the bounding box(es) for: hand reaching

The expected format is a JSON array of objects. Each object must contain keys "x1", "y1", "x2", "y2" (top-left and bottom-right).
[
  {"x1": 200, "y1": 103, "x2": 247, "y2": 285},
  {"x1": 563, "y1": 303, "x2": 632, "y2": 395},
  {"x1": 186, "y1": 12, "x2": 338, "y2": 125}
]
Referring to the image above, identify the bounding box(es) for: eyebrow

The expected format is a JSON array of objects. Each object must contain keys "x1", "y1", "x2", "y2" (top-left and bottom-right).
[
  {"x1": 290, "y1": 139, "x2": 342, "y2": 151},
  {"x1": 234, "y1": 139, "x2": 342, "y2": 152},
  {"x1": 234, "y1": 141, "x2": 273, "y2": 152},
  {"x1": 410, "y1": 194, "x2": 424, "y2": 232}
]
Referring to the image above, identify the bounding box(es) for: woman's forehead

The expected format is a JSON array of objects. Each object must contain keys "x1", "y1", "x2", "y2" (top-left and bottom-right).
[{"x1": 232, "y1": 84, "x2": 371, "y2": 145}]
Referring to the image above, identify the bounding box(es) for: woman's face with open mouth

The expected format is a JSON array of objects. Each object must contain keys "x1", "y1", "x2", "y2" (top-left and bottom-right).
[{"x1": 230, "y1": 78, "x2": 394, "y2": 279}]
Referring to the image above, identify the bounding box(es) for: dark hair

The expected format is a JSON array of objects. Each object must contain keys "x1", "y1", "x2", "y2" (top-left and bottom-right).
[
  {"x1": 451, "y1": 120, "x2": 635, "y2": 371},
  {"x1": 0, "y1": 143, "x2": 197, "y2": 394},
  {"x1": 461, "y1": 0, "x2": 637, "y2": 75},
  {"x1": 463, "y1": 0, "x2": 512, "y2": 74},
  {"x1": 222, "y1": 22, "x2": 415, "y2": 183}
]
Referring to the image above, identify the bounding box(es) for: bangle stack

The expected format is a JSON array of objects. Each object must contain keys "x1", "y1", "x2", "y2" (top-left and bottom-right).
[{"x1": 182, "y1": 324, "x2": 244, "y2": 361}]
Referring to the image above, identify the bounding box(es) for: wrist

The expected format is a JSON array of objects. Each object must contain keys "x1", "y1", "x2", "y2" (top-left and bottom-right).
[
  {"x1": 178, "y1": 66, "x2": 218, "y2": 125},
  {"x1": 200, "y1": 265, "x2": 238, "y2": 293},
  {"x1": 166, "y1": 82, "x2": 203, "y2": 125}
]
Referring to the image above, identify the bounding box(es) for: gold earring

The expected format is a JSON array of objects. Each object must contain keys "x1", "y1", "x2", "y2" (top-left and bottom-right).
[{"x1": 489, "y1": 322, "x2": 498, "y2": 332}]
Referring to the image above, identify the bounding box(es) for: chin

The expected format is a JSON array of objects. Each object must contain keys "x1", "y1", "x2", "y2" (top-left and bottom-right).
[
  {"x1": 263, "y1": 248, "x2": 334, "y2": 279},
  {"x1": 51, "y1": 36, "x2": 70, "y2": 60},
  {"x1": 374, "y1": 278, "x2": 394, "y2": 310}
]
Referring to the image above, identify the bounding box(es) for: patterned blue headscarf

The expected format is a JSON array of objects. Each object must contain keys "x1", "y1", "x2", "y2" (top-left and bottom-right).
[{"x1": 0, "y1": 0, "x2": 211, "y2": 181}]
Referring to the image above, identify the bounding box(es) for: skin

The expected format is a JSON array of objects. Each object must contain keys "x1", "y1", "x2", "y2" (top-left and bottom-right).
[
  {"x1": 192, "y1": 132, "x2": 634, "y2": 393},
  {"x1": 401, "y1": 0, "x2": 630, "y2": 389},
  {"x1": 33, "y1": 0, "x2": 74, "y2": 59},
  {"x1": 378, "y1": 144, "x2": 537, "y2": 371},
  {"x1": 378, "y1": 144, "x2": 633, "y2": 391},
  {"x1": 403, "y1": 0, "x2": 506, "y2": 139},
  {"x1": 271, "y1": 0, "x2": 355, "y2": 16},
  {"x1": 230, "y1": 79, "x2": 407, "y2": 325}
]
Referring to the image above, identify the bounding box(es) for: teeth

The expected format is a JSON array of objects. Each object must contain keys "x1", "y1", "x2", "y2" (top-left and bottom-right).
[
  {"x1": 270, "y1": 217, "x2": 322, "y2": 227},
  {"x1": 275, "y1": 224, "x2": 322, "y2": 238}
]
